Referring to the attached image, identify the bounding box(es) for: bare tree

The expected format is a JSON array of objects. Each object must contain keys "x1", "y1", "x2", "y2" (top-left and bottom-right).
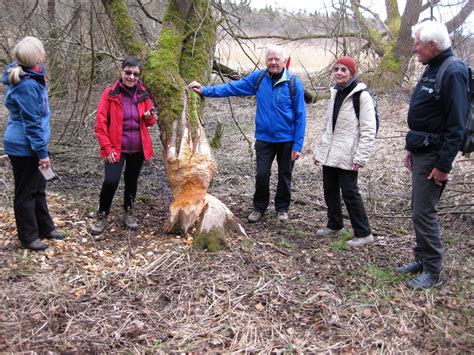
[{"x1": 226, "y1": 0, "x2": 473, "y2": 88}]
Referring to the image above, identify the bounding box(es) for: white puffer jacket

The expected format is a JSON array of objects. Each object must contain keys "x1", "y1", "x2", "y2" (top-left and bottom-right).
[{"x1": 313, "y1": 83, "x2": 376, "y2": 170}]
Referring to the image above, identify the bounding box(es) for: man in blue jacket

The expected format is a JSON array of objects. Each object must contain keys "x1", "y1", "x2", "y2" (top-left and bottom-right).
[
  {"x1": 189, "y1": 45, "x2": 306, "y2": 223},
  {"x1": 397, "y1": 21, "x2": 468, "y2": 289}
]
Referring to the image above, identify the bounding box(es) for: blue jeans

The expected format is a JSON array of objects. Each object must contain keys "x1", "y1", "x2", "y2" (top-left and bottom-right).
[
  {"x1": 411, "y1": 151, "x2": 445, "y2": 276},
  {"x1": 253, "y1": 140, "x2": 294, "y2": 213},
  {"x1": 322, "y1": 165, "x2": 371, "y2": 238}
]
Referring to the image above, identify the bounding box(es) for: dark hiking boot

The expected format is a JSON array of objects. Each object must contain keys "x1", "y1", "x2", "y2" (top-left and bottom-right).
[
  {"x1": 41, "y1": 230, "x2": 66, "y2": 240},
  {"x1": 394, "y1": 260, "x2": 423, "y2": 274},
  {"x1": 91, "y1": 211, "x2": 108, "y2": 236},
  {"x1": 407, "y1": 271, "x2": 442, "y2": 290},
  {"x1": 21, "y1": 239, "x2": 48, "y2": 251},
  {"x1": 123, "y1": 208, "x2": 138, "y2": 229}
]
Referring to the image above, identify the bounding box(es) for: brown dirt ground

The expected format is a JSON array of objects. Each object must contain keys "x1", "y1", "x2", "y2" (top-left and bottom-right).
[{"x1": 0, "y1": 90, "x2": 473, "y2": 352}]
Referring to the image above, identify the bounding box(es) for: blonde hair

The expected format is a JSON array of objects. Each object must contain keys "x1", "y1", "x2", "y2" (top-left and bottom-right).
[{"x1": 9, "y1": 36, "x2": 45, "y2": 84}]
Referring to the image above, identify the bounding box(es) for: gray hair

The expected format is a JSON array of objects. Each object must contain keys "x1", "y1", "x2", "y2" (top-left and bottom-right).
[
  {"x1": 265, "y1": 45, "x2": 287, "y2": 60},
  {"x1": 411, "y1": 20, "x2": 451, "y2": 51}
]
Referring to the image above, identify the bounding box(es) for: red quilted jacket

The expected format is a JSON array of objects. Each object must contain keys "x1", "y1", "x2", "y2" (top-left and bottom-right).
[{"x1": 95, "y1": 80, "x2": 156, "y2": 161}]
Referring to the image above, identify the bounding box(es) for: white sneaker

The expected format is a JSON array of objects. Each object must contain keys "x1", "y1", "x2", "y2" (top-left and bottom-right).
[
  {"x1": 315, "y1": 227, "x2": 344, "y2": 237},
  {"x1": 277, "y1": 211, "x2": 289, "y2": 222},
  {"x1": 347, "y1": 234, "x2": 375, "y2": 247},
  {"x1": 248, "y1": 210, "x2": 263, "y2": 223}
]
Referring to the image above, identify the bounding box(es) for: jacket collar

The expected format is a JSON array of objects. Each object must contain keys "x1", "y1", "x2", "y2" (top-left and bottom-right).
[
  {"x1": 428, "y1": 47, "x2": 454, "y2": 67},
  {"x1": 267, "y1": 68, "x2": 290, "y2": 86},
  {"x1": 107, "y1": 79, "x2": 150, "y2": 103}
]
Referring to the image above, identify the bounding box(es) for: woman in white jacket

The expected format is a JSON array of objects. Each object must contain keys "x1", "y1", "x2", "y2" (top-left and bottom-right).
[{"x1": 313, "y1": 57, "x2": 376, "y2": 247}]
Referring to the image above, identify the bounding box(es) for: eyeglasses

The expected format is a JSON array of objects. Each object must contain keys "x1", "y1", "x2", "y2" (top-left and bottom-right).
[
  {"x1": 333, "y1": 66, "x2": 348, "y2": 73},
  {"x1": 123, "y1": 70, "x2": 140, "y2": 77},
  {"x1": 267, "y1": 57, "x2": 283, "y2": 63}
]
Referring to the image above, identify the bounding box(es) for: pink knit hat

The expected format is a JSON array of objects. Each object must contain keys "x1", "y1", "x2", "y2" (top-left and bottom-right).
[{"x1": 335, "y1": 56, "x2": 357, "y2": 76}]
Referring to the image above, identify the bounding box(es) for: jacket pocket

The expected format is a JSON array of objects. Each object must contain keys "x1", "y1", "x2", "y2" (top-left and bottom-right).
[{"x1": 406, "y1": 131, "x2": 441, "y2": 153}]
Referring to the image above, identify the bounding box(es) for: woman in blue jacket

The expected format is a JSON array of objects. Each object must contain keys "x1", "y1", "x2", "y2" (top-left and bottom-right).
[{"x1": 3, "y1": 36, "x2": 64, "y2": 251}]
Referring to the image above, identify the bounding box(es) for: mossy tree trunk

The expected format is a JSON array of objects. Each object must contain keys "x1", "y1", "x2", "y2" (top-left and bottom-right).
[
  {"x1": 350, "y1": 0, "x2": 473, "y2": 89},
  {"x1": 102, "y1": 0, "x2": 246, "y2": 243}
]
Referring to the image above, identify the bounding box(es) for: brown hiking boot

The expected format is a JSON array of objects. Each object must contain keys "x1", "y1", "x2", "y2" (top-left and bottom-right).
[
  {"x1": 91, "y1": 211, "x2": 108, "y2": 236},
  {"x1": 123, "y1": 208, "x2": 138, "y2": 229}
]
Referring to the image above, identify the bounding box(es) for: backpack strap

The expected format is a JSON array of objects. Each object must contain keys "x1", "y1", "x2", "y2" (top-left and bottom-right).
[
  {"x1": 433, "y1": 55, "x2": 459, "y2": 100},
  {"x1": 352, "y1": 90, "x2": 364, "y2": 120},
  {"x1": 289, "y1": 74, "x2": 296, "y2": 105},
  {"x1": 254, "y1": 69, "x2": 297, "y2": 105},
  {"x1": 254, "y1": 69, "x2": 267, "y2": 92}
]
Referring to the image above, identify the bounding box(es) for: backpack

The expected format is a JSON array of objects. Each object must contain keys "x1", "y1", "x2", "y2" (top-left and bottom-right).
[
  {"x1": 254, "y1": 69, "x2": 297, "y2": 105},
  {"x1": 431, "y1": 56, "x2": 474, "y2": 156},
  {"x1": 352, "y1": 89, "x2": 380, "y2": 135}
]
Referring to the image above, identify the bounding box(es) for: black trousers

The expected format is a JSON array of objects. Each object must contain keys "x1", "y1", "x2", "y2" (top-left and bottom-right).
[
  {"x1": 9, "y1": 156, "x2": 55, "y2": 243},
  {"x1": 322, "y1": 165, "x2": 371, "y2": 238},
  {"x1": 253, "y1": 140, "x2": 294, "y2": 213},
  {"x1": 99, "y1": 152, "x2": 144, "y2": 213}
]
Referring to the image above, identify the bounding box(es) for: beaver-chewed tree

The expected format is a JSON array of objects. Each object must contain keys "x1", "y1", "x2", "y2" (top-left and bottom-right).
[{"x1": 102, "y1": 0, "x2": 246, "y2": 250}]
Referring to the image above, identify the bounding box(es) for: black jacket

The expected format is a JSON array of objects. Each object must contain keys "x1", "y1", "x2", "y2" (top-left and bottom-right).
[{"x1": 406, "y1": 48, "x2": 468, "y2": 173}]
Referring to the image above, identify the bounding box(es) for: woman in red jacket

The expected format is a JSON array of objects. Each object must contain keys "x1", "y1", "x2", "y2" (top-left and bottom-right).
[{"x1": 91, "y1": 56, "x2": 156, "y2": 235}]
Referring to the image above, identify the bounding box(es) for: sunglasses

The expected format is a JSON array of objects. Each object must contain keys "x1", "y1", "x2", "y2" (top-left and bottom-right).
[
  {"x1": 123, "y1": 70, "x2": 140, "y2": 77},
  {"x1": 333, "y1": 66, "x2": 348, "y2": 73}
]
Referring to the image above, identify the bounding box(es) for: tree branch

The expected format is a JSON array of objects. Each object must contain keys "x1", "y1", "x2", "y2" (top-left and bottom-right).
[
  {"x1": 444, "y1": 0, "x2": 474, "y2": 33},
  {"x1": 136, "y1": 0, "x2": 162, "y2": 24}
]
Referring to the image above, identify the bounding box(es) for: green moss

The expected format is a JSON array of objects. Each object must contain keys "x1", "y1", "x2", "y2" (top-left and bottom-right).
[
  {"x1": 367, "y1": 27, "x2": 384, "y2": 53},
  {"x1": 141, "y1": 0, "x2": 217, "y2": 148},
  {"x1": 193, "y1": 227, "x2": 227, "y2": 252},
  {"x1": 181, "y1": 0, "x2": 217, "y2": 139},
  {"x1": 103, "y1": 0, "x2": 144, "y2": 58}
]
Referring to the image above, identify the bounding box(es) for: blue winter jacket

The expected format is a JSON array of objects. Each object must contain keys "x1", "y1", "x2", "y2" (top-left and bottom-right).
[
  {"x1": 201, "y1": 69, "x2": 306, "y2": 152},
  {"x1": 3, "y1": 62, "x2": 51, "y2": 158}
]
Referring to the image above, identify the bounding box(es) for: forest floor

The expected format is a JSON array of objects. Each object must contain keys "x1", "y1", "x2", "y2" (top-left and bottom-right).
[{"x1": 0, "y1": 92, "x2": 473, "y2": 353}]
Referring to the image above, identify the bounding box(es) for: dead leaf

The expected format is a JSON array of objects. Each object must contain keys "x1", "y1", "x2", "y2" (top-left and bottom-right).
[{"x1": 362, "y1": 308, "x2": 373, "y2": 318}]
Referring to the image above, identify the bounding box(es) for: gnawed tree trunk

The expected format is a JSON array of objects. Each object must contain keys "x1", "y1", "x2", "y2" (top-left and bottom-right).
[
  {"x1": 146, "y1": 0, "x2": 246, "y2": 241},
  {"x1": 103, "y1": 0, "x2": 246, "y2": 245}
]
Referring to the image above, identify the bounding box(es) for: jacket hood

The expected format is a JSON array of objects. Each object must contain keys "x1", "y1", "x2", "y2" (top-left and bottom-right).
[{"x1": 2, "y1": 61, "x2": 46, "y2": 86}]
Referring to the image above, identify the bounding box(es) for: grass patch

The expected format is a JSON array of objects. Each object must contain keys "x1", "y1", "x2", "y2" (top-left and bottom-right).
[
  {"x1": 283, "y1": 223, "x2": 312, "y2": 238},
  {"x1": 10, "y1": 251, "x2": 35, "y2": 276},
  {"x1": 241, "y1": 239, "x2": 254, "y2": 251},
  {"x1": 276, "y1": 238, "x2": 297, "y2": 249},
  {"x1": 329, "y1": 229, "x2": 352, "y2": 250},
  {"x1": 136, "y1": 194, "x2": 152, "y2": 203},
  {"x1": 365, "y1": 263, "x2": 400, "y2": 289}
]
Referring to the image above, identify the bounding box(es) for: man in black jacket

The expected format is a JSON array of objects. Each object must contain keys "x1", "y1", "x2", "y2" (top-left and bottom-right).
[{"x1": 396, "y1": 20, "x2": 468, "y2": 289}]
